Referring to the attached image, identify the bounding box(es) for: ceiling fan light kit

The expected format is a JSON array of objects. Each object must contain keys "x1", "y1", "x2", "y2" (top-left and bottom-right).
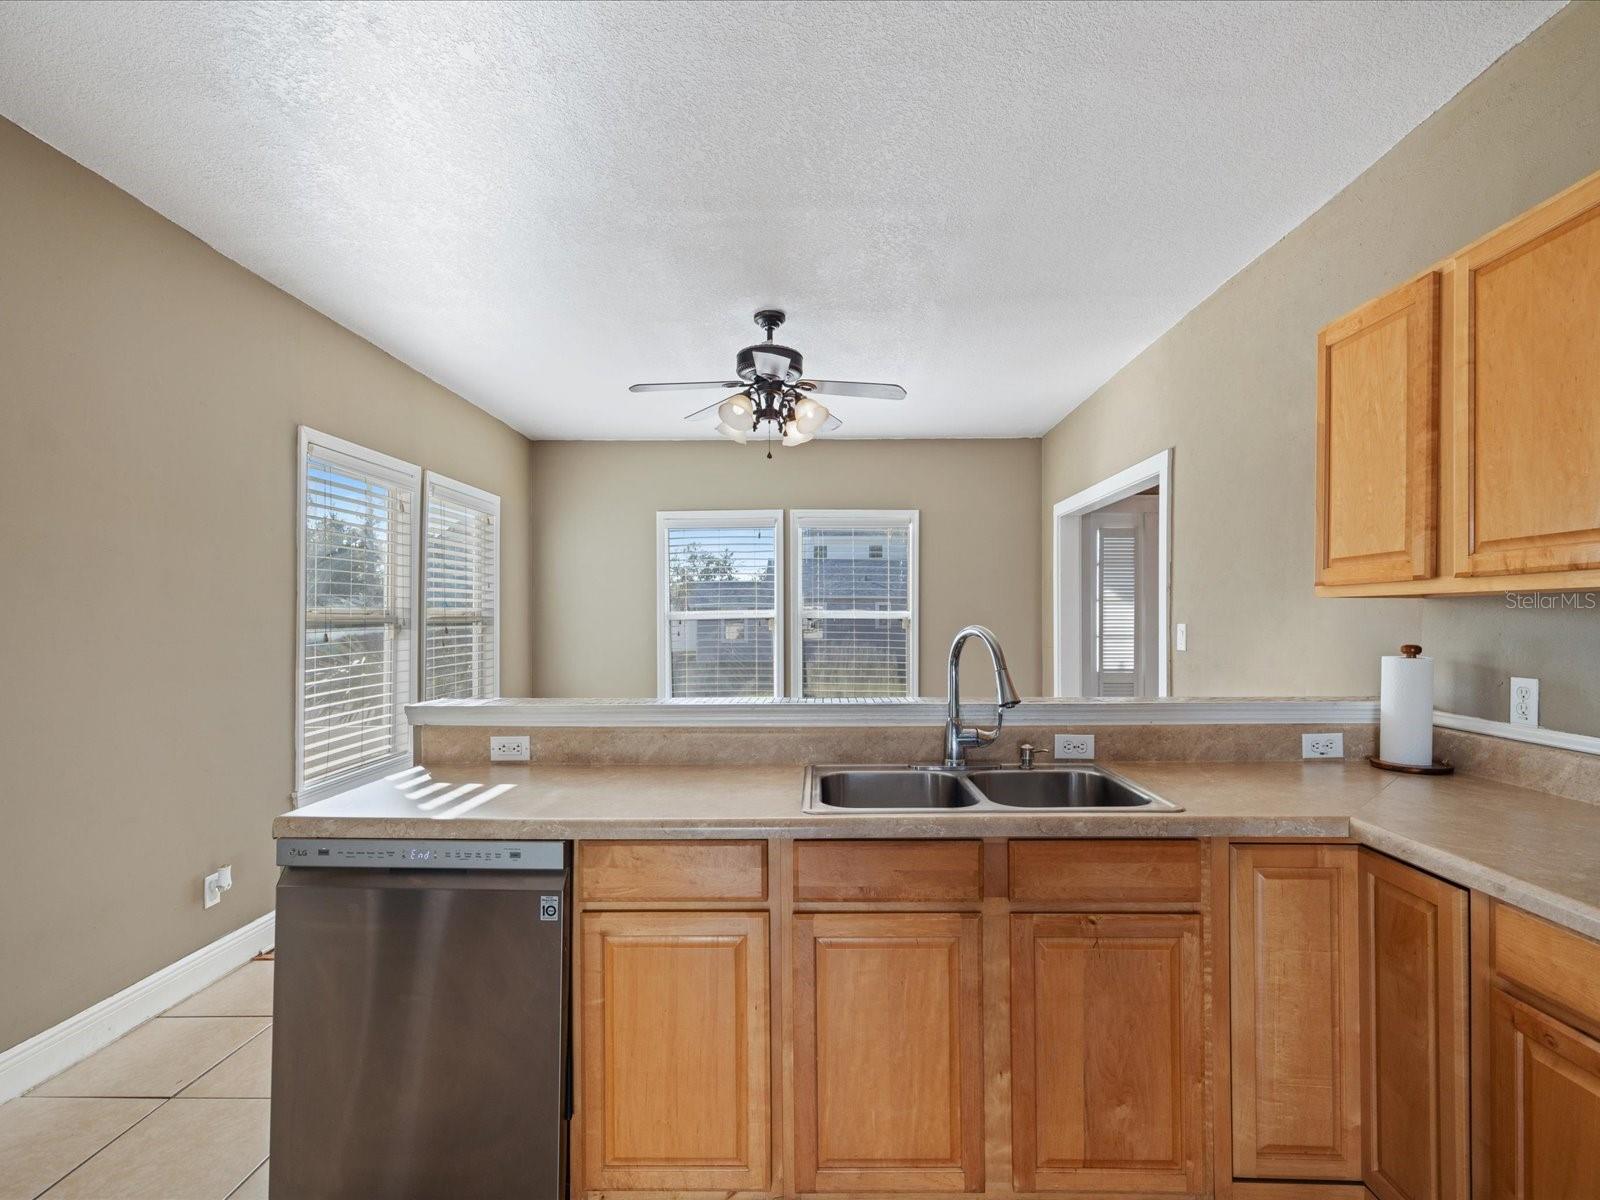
[{"x1": 630, "y1": 309, "x2": 907, "y2": 455}]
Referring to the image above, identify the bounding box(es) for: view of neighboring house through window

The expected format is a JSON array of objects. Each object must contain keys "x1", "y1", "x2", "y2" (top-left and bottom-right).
[
  {"x1": 659, "y1": 511, "x2": 783, "y2": 698},
  {"x1": 792, "y1": 510, "x2": 918, "y2": 698},
  {"x1": 422, "y1": 473, "x2": 500, "y2": 701},
  {"x1": 297, "y1": 429, "x2": 419, "y2": 801}
]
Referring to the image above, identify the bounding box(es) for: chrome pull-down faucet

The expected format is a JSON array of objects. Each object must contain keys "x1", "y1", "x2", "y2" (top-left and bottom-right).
[{"x1": 944, "y1": 625, "x2": 1022, "y2": 768}]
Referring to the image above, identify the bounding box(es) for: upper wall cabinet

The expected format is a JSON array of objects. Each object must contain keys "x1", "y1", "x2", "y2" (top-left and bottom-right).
[
  {"x1": 1454, "y1": 177, "x2": 1600, "y2": 577},
  {"x1": 1316, "y1": 167, "x2": 1600, "y2": 596},
  {"x1": 1316, "y1": 272, "x2": 1440, "y2": 585}
]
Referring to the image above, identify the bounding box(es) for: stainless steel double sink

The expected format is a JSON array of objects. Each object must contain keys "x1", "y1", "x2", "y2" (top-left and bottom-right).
[{"x1": 804, "y1": 763, "x2": 1182, "y2": 814}]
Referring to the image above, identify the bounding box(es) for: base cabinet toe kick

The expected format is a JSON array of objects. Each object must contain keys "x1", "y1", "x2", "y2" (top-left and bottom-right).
[{"x1": 562, "y1": 836, "x2": 1598, "y2": 1199}]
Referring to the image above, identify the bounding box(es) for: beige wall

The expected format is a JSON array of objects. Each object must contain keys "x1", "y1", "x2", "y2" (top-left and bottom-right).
[
  {"x1": 528, "y1": 439, "x2": 1042, "y2": 699},
  {"x1": 0, "y1": 118, "x2": 534, "y2": 1050},
  {"x1": 1039, "y1": 3, "x2": 1600, "y2": 737}
]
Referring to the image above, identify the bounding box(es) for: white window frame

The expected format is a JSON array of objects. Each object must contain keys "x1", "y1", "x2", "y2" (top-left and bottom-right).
[
  {"x1": 789, "y1": 509, "x2": 920, "y2": 699},
  {"x1": 421, "y1": 471, "x2": 501, "y2": 701},
  {"x1": 656, "y1": 510, "x2": 785, "y2": 699},
  {"x1": 294, "y1": 427, "x2": 422, "y2": 805}
]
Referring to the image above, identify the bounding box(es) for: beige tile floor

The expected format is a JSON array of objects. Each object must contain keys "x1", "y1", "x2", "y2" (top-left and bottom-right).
[{"x1": 0, "y1": 959, "x2": 274, "y2": 1200}]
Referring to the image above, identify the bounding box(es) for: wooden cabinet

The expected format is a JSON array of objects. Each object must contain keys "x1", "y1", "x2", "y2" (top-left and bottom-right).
[
  {"x1": 1010, "y1": 912, "x2": 1204, "y2": 1193},
  {"x1": 1316, "y1": 272, "x2": 1440, "y2": 585},
  {"x1": 1453, "y1": 174, "x2": 1600, "y2": 578},
  {"x1": 1486, "y1": 989, "x2": 1600, "y2": 1197},
  {"x1": 1315, "y1": 167, "x2": 1600, "y2": 596},
  {"x1": 1230, "y1": 844, "x2": 1362, "y2": 1180},
  {"x1": 578, "y1": 839, "x2": 767, "y2": 902},
  {"x1": 579, "y1": 910, "x2": 770, "y2": 1192},
  {"x1": 1358, "y1": 851, "x2": 1468, "y2": 1200},
  {"x1": 1475, "y1": 899, "x2": 1600, "y2": 1198},
  {"x1": 793, "y1": 911, "x2": 984, "y2": 1194}
]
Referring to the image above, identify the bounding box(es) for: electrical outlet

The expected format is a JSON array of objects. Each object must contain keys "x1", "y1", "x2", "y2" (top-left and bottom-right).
[
  {"x1": 203, "y1": 865, "x2": 233, "y2": 909},
  {"x1": 1510, "y1": 677, "x2": 1539, "y2": 727},
  {"x1": 489, "y1": 735, "x2": 531, "y2": 762},
  {"x1": 1301, "y1": 733, "x2": 1344, "y2": 759},
  {"x1": 1175, "y1": 623, "x2": 1187, "y2": 652},
  {"x1": 1054, "y1": 733, "x2": 1095, "y2": 760}
]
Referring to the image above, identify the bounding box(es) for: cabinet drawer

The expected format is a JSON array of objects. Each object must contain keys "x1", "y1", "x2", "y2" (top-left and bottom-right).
[
  {"x1": 578, "y1": 840, "x2": 767, "y2": 902},
  {"x1": 793, "y1": 840, "x2": 983, "y2": 902},
  {"x1": 1009, "y1": 839, "x2": 1202, "y2": 905},
  {"x1": 1490, "y1": 901, "x2": 1600, "y2": 1030}
]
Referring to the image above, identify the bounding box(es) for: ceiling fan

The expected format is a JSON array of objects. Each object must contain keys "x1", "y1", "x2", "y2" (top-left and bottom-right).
[{"x1": 629, "y1": 309, "x2": 907, "y2": 453}]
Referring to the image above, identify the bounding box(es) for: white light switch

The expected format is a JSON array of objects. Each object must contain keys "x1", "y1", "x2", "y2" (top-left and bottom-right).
[{"x1": 1175, "y1": 624, "x2": 1187, "y2": 652}]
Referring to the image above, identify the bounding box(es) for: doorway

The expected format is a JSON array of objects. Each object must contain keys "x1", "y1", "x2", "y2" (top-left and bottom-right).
[{"x1": 1051, "y1": 449, "x2": 1172, "y2": 698}]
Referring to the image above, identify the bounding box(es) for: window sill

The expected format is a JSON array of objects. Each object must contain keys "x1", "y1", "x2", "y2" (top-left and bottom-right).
[{"x1": 292, "y1": 751, "x2": 414, "y2": 808}]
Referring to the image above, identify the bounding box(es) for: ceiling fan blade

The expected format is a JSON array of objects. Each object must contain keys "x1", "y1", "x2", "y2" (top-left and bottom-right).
[
  {"x1": 629, "y1": 380, "x2": 743, "y2": 393},
  {"x1": 682, "y1": 399, "x2": 725, "y2": 421},
  {"x1": 799, "y1": 379, "x2": 907, "y2": 400},
  {"x1": 821, "y1": 414, "x2": 844, "y2": 433}
]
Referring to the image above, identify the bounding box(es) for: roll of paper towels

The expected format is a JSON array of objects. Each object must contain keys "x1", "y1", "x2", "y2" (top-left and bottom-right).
[{"x1": 1380, "y1": 645, "x2": 1434, "y2": 767}]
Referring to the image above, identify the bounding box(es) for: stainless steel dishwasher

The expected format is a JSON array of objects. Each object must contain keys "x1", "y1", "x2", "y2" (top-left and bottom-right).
[{"x1": 270, "y1": 839, "x2": 569, "y2": 1199}]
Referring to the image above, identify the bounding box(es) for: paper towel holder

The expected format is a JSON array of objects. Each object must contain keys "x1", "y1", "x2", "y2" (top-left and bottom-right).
[
  {"x1": 1370, "y1": 643, "x2": 1454, "y2": 774},
  {"x1": 1369, "y1": 754, "x2": 1454, "y2": 775}
]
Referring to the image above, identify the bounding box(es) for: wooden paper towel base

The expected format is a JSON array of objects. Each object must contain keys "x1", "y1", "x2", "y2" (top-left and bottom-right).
[{"x1": 1368, "y1": 755, "x2": 1454, "y2": 775}]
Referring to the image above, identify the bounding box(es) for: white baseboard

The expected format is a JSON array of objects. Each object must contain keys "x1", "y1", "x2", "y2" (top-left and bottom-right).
[
  {"x1": 1435, "y1": 710, "x2": 1600, "y2": 757},
  {"x1": 0, "y1": 911, "x2": 275, "y2": 1102}
]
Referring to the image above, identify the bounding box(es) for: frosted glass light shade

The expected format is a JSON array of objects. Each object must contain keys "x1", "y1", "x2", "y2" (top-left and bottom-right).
[
  {"x1": 781, "y1": 420, "x2": 812, "y2": 447},
  {"x1": 717, "y1": 393, "x2": 754, "y2": 428},
  {"x1": 714, "y1": 419, "x2": 748, "y2": 444},
  {"x1": 793, "y1": 396, "x2": 829, "y2": 435}
]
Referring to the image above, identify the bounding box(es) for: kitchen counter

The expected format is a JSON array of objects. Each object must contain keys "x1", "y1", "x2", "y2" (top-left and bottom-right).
[{"x1": 274, "y1": 759, "x2": 1600, "y2": 941}]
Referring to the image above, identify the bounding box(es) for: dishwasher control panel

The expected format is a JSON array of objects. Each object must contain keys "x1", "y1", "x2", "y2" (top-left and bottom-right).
[{"x1": 277, "y1": 838, "x2": 565, "y2": 871}]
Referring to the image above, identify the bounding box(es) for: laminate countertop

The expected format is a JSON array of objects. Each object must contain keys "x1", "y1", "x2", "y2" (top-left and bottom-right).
[{"x1": 273, "y1": 760, "x2": 1600, "y2": 941}]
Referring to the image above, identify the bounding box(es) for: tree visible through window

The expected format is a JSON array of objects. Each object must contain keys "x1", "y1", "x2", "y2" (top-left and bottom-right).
[
  {"x1": 299, "y1": 436, "x2": 417, "y2": 798},
  {"x1": 660, "y1": 513, "x2": 782, "y2": 698}
]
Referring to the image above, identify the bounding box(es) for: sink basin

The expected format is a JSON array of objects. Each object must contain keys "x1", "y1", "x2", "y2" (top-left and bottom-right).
[
  {"x1": 964, "y1": 766, "x2": 1178, "y2": 810},
  {"x1": 814, "y1": 769, "x2": 980, "y2": 810},
  {"x1": 805, "y1": 764, "x2": 1181, "y2": 813}
]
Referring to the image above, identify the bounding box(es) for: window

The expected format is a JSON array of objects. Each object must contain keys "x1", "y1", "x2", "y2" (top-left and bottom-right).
[
  {"x1": 1089, "y1": 517, "x2": 1138, "y2": 696},
  {"x1": 422, "y1": 473, "x2": 500, "y2": 701},
  {"x1": 658, "y1": 511, "x2": 783, "y2": 698},
  {"x1": 1079, "y1": 502, "x2": 1156, "y2": 698},
  {"x1": 296, "y1": 429, "x2": 419, "y2": 801},
  {"x1": 791, "y1": 510, "x2": 918, "y2": 699}
]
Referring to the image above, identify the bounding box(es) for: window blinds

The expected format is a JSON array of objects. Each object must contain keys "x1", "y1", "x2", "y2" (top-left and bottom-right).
[
  {"x1": 299, "y1": 437, "x2": 419, "y2": 796},
  {"x1": 423, "y1": 476, "x2": 499, "y2": 701},
  {"x1": 661, "y1": 514, "x2": 781, "y2": 698},
  {"x1": 795, "y1": 513, "x2": 916, "y2": 698},
  {"x1": 1093, "y1": 524, "x2": 1138, "y2": 697}
]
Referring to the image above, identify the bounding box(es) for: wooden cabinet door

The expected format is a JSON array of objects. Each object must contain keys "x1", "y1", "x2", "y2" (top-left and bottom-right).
[
  {"x1": 1316, "y1": 271, "x2": 1440, "y2": 585},
  {"x1": 793, "y1": 912, "x2": 983, "y2": 1193},
  {"x1": 1453, "y1": 172, "x2": 1600, "y2": 577},
  {"x1": 1487, "y1": 988, "x2": 1600, "y2": 1198},
  {"x1": 1010, "y1": 913, "x2": 1204, "y2": 1194},
  {"x1": 580, "y1": 911, "x2": 769, "y2": 1192},
  {"x1": 1358, "y1": 851, "x2": 1468, "y2": 1200},
  {"x1": 1231, "y1": 845, "x2": 1362, "y2": 1180}
]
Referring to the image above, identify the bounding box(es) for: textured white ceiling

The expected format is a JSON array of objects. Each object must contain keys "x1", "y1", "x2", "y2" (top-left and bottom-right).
[{"x1": 0, "y1": 1, "x2": 1561, "y2": 439}]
